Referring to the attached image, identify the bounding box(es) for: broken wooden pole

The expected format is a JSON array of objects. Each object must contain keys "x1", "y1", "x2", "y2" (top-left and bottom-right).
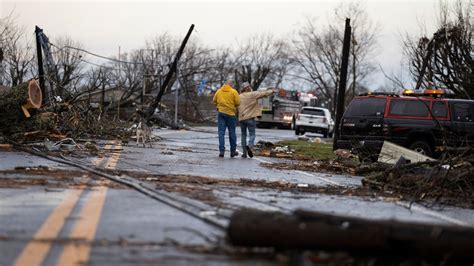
[
  {"x1": 333, "y1": 18, "x2": 351, "y2": 151},
  {"x1": 227, "y1": 208, "x2": 474, "y2": 260},
  {"x1": 146, "y1": 24, "x2": 194, "y2": 121},
  {"x1": 35, "y1": 26, "x2": 46, "y2": 103}
]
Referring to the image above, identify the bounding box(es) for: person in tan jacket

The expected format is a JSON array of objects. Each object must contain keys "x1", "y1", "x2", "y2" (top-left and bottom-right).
[{"x1": 238, "y1": 82, "x2": 274, "y2": 158}]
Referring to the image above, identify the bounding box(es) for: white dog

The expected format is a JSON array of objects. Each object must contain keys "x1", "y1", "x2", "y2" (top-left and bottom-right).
[{"x1": 136, "y1": 121, "x2": 153, "y2": 147}]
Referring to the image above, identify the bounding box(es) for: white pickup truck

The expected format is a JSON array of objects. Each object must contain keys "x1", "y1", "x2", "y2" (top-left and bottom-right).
[{"x1": 294, "y1": 106, "x2": 334, "y2": 138}]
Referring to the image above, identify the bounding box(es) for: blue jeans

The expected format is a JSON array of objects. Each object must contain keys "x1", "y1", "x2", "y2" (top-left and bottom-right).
[
  {"x1": 217, "y1": 112, "x2": 237, "y2": 154},
  {"x1": 240, "y1": 118, "x2": 256, "y2": 155}
]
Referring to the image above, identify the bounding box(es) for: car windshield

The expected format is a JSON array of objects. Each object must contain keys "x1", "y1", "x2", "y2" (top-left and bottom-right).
[
  {"x1": 344, "y1": 98, "x2": 386, "y2": 117},
  {"x1": 301, "y1": 109, "x2": 325, "y2": 116}
]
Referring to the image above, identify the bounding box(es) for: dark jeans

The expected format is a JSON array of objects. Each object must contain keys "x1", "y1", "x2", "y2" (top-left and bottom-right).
[
  {"x1": 217, "y1": 112, "x2": 237, "y2": 154},
  {"x1": 240, "y1": 118, "x2": 256, "y2": 155}
]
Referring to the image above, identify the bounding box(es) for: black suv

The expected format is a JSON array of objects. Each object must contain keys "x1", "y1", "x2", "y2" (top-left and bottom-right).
[{"x1": 336, "y1": 91, "x2": 474, "y2": 159}]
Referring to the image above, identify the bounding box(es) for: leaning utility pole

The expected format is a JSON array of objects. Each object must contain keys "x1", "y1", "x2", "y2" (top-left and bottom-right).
[
  {"x1": 333, "y1": 18, "x2": 351, "y2": 151},
  {"x1": 35, "y1": 26, "x2": 46, "y2": 105},
  {"x1": 174, "y1": 68, "x2": 180, "y2": 125},
  {"x1": 146, "y1": 24, "x2": 194, "y2": 121}
]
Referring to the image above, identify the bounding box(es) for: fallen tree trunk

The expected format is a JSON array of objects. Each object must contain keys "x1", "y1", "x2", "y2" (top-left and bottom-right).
[
  {"x1": 227, "y1": 208, "x2": 474, "y2": 260},
  {"x1": 0, "y1": 80, "x2": 42, "y2": 117},
  {"x1": 0, "y1": 80, "x2": 43, "y2": 133}
]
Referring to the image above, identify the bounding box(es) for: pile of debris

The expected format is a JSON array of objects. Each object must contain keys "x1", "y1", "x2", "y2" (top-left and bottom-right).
[
  {"x1": 0, "y1": 80, "x2": 137, "y2": 142},
  {"x1": 254, "y1": 139, "x2": 358, "y2": 174},
  {"x1": 362, "y1": 155, "x2": 474, "y2": 208},
  {"x1": 255, "y1": 138, "x2": 473, "y2": 208},
  {"x1": 261, "y1": 160, "x2": 358, "y2": 175},
  {"x1": 254, "y1": 140, "x2": 305, "y2": 159}
]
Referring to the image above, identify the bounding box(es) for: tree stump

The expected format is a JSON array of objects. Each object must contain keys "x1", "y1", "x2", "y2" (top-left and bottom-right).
[{"x1": 0, "y1": 80, "x2": 43, "y2": 133}]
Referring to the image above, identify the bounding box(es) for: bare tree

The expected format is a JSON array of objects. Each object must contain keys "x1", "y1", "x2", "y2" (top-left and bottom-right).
[
  {"x1": 0, "y1": 13, "x2": 34, "y2": 87},
  {"x1": 403, "y1": 0, "x2": 473, "y2": 98},
  {"x1": 293, "y1": 2, "x2": 379, "y2": 113},
  {"x1": 142, "y1": 33, "x2": 182, "y2": 94},
  {"x1": 207, "y1": 47, "x2": 238, "y2": 88},
  {"x1": 49, "y1": 36, "x2": 86, "y2": 98},
  {"x1": 235, "y1": 33, "x2": 291, "y2": 90},
  {"x1": 111, "y1": 51, "x2": 144, "y2": 104}
]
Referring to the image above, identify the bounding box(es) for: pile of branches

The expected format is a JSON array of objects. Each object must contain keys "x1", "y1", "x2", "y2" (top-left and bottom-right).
[
  {"x1": 362, "y1": 152, "x2": 474, "y2": 208},
  {"x1": 2, "y1": 101, "x2": 134, "y2": 143},
  {"x1": 55, "y1": 102, "x2": 133, "y2": 140}
]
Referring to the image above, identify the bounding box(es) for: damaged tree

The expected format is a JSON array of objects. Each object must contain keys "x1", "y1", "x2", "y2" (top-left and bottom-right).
[
  {"x1": 0, "y1": 79, "x2": 42, "y2": 123},
  {"x1": 403, "y1": 1, "x2": 472, "y2": 97},
  {"x1": 0, "y1": 80, "x2": 56, "y2": 138}
]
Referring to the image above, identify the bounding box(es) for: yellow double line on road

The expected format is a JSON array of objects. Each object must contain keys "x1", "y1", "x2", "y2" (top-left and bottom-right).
[{"x1": 13, "y1": 141, "x2": 122, "y2": 266}]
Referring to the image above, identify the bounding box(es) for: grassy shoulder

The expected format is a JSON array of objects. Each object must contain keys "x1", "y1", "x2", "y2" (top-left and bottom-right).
[{"x1": 276, "y1": 140, "x2": 336, "y2": 160}]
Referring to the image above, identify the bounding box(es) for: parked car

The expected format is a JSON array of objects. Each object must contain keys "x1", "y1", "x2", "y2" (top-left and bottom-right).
[
  {"x1": 294, "y1": 107, "x2": 334, "y2": 138},
  {"x1": 335, "y1": 89, "x2": 474, "y2": 160}
]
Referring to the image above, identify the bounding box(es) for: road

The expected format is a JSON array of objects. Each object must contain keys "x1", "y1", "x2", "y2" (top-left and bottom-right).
[{"x1": 1, "y1": 127, "x2": 473, "y2": 265}]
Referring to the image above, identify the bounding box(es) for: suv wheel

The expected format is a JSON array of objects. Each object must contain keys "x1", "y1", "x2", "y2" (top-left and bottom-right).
[{"x1": 409, "y1": 141, "x2": 432, "y2": 157}]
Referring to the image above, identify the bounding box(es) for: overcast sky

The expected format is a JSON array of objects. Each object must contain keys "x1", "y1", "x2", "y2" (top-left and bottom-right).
[{"x1": 2, "y1": 0, "x2": 442, "y2": 90}]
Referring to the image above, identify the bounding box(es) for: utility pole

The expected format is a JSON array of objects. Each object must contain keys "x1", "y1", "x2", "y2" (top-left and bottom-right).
[
  {"x1": 146, "y1": 24, "x2": 194, "y2": 121},
  {"x1": 142, "y1": 74, "x2": 147, "y2": 104},
  {"x1": 174, "y1": 69, "x2": 179, "y2": 126},
  {"x1": 117, "y1": 46, "x2": 121, "y2": 120},
  {"x1": 333, "y1": 18, "x2": 351, "y2": 151},
  {"x1": 35, "y1": 26, "x2": 46, "y2": 104}
]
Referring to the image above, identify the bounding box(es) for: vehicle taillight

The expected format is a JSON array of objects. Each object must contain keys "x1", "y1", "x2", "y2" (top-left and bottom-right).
[
  {"x1": 297, "y1": 114, "x2": 300, "y2": 120},
  {"x1": 322, "y1": 118, "x2": 327, "y2": 123}
]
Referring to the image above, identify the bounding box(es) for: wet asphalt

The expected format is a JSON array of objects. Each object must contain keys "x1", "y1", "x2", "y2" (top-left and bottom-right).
[{"x1": 1, "y1": 126, "x2": 473, "y2": 265}]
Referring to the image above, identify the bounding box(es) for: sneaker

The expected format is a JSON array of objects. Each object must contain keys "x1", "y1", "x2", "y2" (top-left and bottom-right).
[
  {"x1": 246, "y1": 146, "x2": 254, "y2": 158},
  {"x1": 230, "y1": 151, "x2": 239, "y2": 158},
  {"x1": 241, "y1": 154, "x2": 248, "y2": 158},
  {"x1": 219, "y1": 153, "x2": 224, "y2": 158}
]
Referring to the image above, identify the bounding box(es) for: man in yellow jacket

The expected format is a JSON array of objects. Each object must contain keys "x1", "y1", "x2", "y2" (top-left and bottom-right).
[
  {"x1": 213, "y1": 80, "x2": 241, "y2": 157},
  {"x1": 238, "y1": 82, "x2": 274, "y2": 158}
]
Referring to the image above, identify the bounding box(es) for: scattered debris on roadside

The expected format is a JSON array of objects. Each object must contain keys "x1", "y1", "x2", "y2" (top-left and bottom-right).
[
  {"x1": 362, "y1": 158, "x2": 474, "y2": 208},
  {"x1": 117, "y1": 171, "x2": 396, "y2": 209},
  {"x1": 378, "y1": 141, "x2": 435, "y2": 164},
  {"x1": 0, "y1": 167, "x2": 127, "y2": 189},
  {"x1": 255, "y1": 140, "x2": 358, "y2": 175},
  {"x1": 260, "y1": 161, "x2": 357, "y2": 175},
  {"x1": 255, "y1": 139, "x2": 337, "y2": 161},
  {"x1": 253, "y1": 139, "x2": 474, "y2": 208},
  {"x1": 0, "y1": 80, "x2": 185, "y2": 149}
]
